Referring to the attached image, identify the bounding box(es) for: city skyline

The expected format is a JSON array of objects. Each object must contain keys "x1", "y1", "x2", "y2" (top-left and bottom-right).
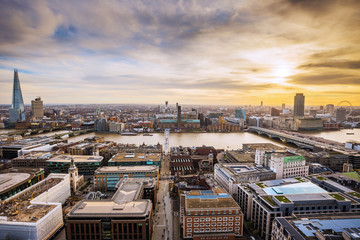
[{"x1": 1, "y1": 0, "x2": 360, "y2": 105}]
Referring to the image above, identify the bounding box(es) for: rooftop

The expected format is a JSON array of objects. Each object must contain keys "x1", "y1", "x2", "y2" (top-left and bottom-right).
[
  {"x1": 0, "y1": 173, "x2": 31, "y2": 194},
  {"x1": 110, "y1": 152, "x2": 161, "y2": 162},
  {"x1": 47, "y1": 154, "x2": 103, "y2": 163},
  {"x1": 95, "y1": 165, "x2": 159, "y2": 174},
  {"x1": 185, "y1": 188, "x2": 240, "y2": 210},
  {"x1": 263, "y1": 182, "x2": 327, "y2": 195},
  {"x1": 343, "y1": 172, "x2": 360, "y2": 182}
]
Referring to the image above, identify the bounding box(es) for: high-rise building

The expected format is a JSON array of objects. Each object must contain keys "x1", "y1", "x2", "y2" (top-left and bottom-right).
[
  {"x1": 293, "y1": 93, "x2": 305, "y2": 117},
  {"x1": 281, "y1": 103, "x2": 285, "y2": 110},
  {"x1": 31, "y1": 97, "x2": 43, "y2": 119},
  {"x1": 9, "y1": 69, "x2": 25, "y2": 122},
  {"x1": 336, "y1": 107, "x2": 347, "y2": 122},
  {"x1": 235, "y1": 108, "x2": 246, "y2": 120},
  {"x1": 326, "y1": 104, "x2": 335, "y2": 114}
]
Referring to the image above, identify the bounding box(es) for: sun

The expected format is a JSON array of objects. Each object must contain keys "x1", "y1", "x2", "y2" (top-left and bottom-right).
[{"x1": 271, "y1": 65, "x2": 292, "y2": 84}]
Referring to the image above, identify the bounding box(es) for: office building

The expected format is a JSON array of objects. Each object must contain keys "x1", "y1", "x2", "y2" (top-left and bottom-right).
[
  {"x1": 235, "y1": 108, "x2": 246, "y2": 120},
  {"x1": 181, "y1": 188, "x2": 243, "y2": 239},
  {"x1": 9, "y1": 69, "x2": 25, "y2": 122},
  {"x1": 255, "y1": 150, "x2": 309, "y2": 179},
  {"x1": 0, "y1": 168, "x2": 45, "y2": 200},
  {"x1": 0, "y1": 173, "x2": 70, "y2": 240},
  {"x1": 94, "y1": 165, "x2": 159, "y2": 191},
  {"x1": 108, "y1": 153, "x2": 161, "y2": 168},
  {"x1": 237, "y1": 178, "x2": 360, "y2": 240},
  {"x1": 31, "y1": 97, "x2": 43, "y2": 119},
  {"x1": 272, "y1": 213, "x2": 360, "y2": 240},
  {"x1": 325, "y1": 104, "x2": 335, "y2": 114},
  {"x1": 66, "y1": 178, "x2": 153, "y2": 240},
  {"x1": 294, "y1": 93, "x2": 305, "y2": 117},
  {"x1": 214, "y1": 163, "x2": 275, "y2": 198},
  {"x1": 47, "y1": 155, "x2": 103, "y2": 175},
  {"x1": 336, "y1": 107, "x2": 347, "y2": 122}
]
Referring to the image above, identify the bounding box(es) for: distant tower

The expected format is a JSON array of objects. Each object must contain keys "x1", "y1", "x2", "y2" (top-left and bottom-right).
[
  {"x1": 177, "y1": 105, "x2": 182, "y2": 129},
  {"x1": 9, "y1": 69, "x2": 25, "y2": 122},
  {"x1": 31, "y1": 97, "x2": 43, "y2": 119},
  {"x1": 261, "y1": 101, "x2": 263, "y2": 107},
  {"x1": 282, "y1": 103, "x2": 285, "y2": 110},
  {"x1": 96, "y1": 106, "x2": 101, "y2": 116},
  {"x1": 294, "y1": 93, "x2": 305, "y2": 117},
  {"x1": 336, "y1": 107, "x2": 347, "y2": 122}
]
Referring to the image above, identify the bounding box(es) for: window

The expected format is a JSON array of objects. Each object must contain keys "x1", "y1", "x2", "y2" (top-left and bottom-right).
[
  {"x1": 200, "y1": 218, "x2": 205, "y2": 222},
  {"x1": 217, "y1": 222, "x2": 222, "y2": 226},
  {"x1": 206, "y1": 223, "x2": 210, "y2": 227},
  {"x1": 211, "y1": 228, "x2": 216, "y2": 232},
  {"x1": 223, "y1": 217, "x2": 228, "y2": 221},
  {"x1": 212, "y1": 217, "x2": 216, "y2": 221},
  {"x1": 223, "y1": 222, "x2": 228, "y2": 226},
  {"x1": 235, "y1": 217, "x2": 240, "y2": 220},
  {"x1": 194, "y1": 228, "x2": 199, "y2": 232},
  {"x1": 187, "y1": 223, "x2": 192, "y2": 227},
  {"x1": 206, "y1": 218, "x2": 210, "y2": 222},
  {"x1": 187, "y1": 228, "x2": 192, "y2": 232},
  {"x1": 194, "y1": 223, "x2": 199, "y2": 227},
  {"x1": 228, "y1": 227, "x2": 233, "y2": 231},
  {"x1": 235, "y1": 222, "x2": 240, "y2": 226},
  {"x1": 217, "y1": 217, "x2": 222, "y2": 221},
  {"x1": 194, "y1": 218, "x2": 199, "y2": 222},
  {"x1": 229, "y1": 217, "x2": 233, "y2": 221},
  {"x1": 229, "y1": 222, "x2": 233, "y2": 226},
  {"x1": 187, "y1": 218, "x2": 192, "y2": 222}
]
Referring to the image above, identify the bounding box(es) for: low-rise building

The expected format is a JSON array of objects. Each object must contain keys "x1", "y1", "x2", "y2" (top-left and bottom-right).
[
  {"x1": 108, "y1": 152, "x2": 161, "y2": 169},
  {"x1": 0, "y1": 168, "x2": 45, "y2": 200},
  {"x1": 237, "y1": 178, "x2": 360, "y2": 240},
  {"x1": 94, "y1": 165, "x2": 159, "y2": 191},
  {"x1": 181, "y1": 188, "x2": 243, "y2": 240},
  {"x1": 272, "y1": 213, "x2": 360, "y2": 240},
  {"x1": 214, "y1": 163, "x2": 275, "y2": 198},
  {"x1": 66, "y1": 178, "x2": 153, "y2": 240},
  {"x1": 0, "y1": 173, "x2": 71, "y2": 240},
  {"x1": 256, "y1": 150, "x2": 309, "y2": 179},
  {"x1": 47, "y1": 155, "x2": 103, "y2": 175},
  {"x1": 12, "y1": 151, "x2": 56, "y2": 168}
]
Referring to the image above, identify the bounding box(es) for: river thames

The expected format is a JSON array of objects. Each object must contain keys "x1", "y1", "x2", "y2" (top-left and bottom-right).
[{"x1": 65, "y1": 129, "x2": 359, "y2": 150}]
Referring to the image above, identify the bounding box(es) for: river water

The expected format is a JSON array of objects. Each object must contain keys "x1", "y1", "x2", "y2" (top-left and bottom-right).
[
  {"x1": 66, "y1": 129, "x2": 359, "y2": 149},
  {"x1": 1, "y1": 128, "x2": 358, "y2": 149}
]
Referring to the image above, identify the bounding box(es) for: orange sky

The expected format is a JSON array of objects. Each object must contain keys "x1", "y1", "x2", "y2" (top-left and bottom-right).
[{"x1": 0, "y1": 0, "x2": 359, "y2": 106}]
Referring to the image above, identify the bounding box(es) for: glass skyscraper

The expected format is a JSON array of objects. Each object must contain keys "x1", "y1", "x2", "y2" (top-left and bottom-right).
[{"x1": 9, "y1": 69, "x2": 25, "y2": 122}]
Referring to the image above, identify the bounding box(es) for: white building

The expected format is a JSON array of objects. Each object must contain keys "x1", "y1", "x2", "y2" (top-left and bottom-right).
[
  {"x1": 109, "y1": 122, "x2": 125, "y2": 133},
  {"x1": 0, "y1": 174, "x2": 71, "y2": 240},
  {"x1": 255, "y1": 150, "x2": 308, "y2": 179}
]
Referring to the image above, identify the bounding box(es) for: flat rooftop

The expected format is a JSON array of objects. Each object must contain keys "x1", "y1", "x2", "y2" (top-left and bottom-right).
[
  {"x1": 0, "y1": 173, "x2": 31, "y2": 194},
  {"x1": 185, "y1": 188, "x2": 240, "y2": 210},
  {"x1": 263, "y1": 182, "x2": 327, "y2": 195},
  {"x1": 294, "y1": 218, "x2": 360, "y2": 237},
  {"x1": 0, "y1": 177, "x2": 63, "y2": 222},
  {"x1": 47, "y1": 155, "x2": 103, "y2": 163},
  {"x1": 95, "y1": 165, "x2": 159, "y2": 174},
  {"x1": 14, "y1": 151, "x2": 55, "y2": 160},
  {"x1": 110, "y1": 153, "x2": 161, "y2": 162}
]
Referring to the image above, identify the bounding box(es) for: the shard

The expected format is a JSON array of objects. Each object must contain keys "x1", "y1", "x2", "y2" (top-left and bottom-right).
[{"x1": 9, "y1": 69, "x2": 25, "y2": 122}]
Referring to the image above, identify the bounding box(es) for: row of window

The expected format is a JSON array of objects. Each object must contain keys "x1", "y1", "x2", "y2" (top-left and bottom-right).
[
  {"x1": 186, "y1": 210, "x2": 240, "y2": 216},
  {"x1": 187, "y1": 217, "x2": 241, "y2": 222},
  {"x1": 187, "y1": 227, "x2": 240, "y2": 233},
  {"x1": 187, "y1": 222, "x2": 241, "y2": 227}
]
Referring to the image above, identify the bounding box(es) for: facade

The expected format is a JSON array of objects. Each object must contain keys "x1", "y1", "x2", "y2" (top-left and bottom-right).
[
  {"x1": 9, "y1": 69, "x2": 25, "y2": 122},
  {"x1": 255, "y1": 150, "x2": 309, "y2": 179},
  {"x1": 170, "y1": 155, "x2": 195, "y2": 175},
  {"x1": 94, "y1": 165, "x2": 159, "y2": 191},
  {"x1": 47, "y1": 155, "x2": 103, "y2": 175},
  {"x1": 109, "y1": 122, "x2": 125, "y2": 132},
  {"x1": 181, "y1": 188, "x2": 243, "y2": 240},
  {"x1": 12, "y1": 151, "x2": 55, "y2": 168},
  {"x1": 0, "y1": 173, "x2": 70, "y2": 240},
  {"x1": 294, "y1": 93, "x2": 305, "y2": 117},
  {"x1": 237, "y1": 178, "x2": 360, "y2": 240},
  {"x1": 66, "y1": 178, "x2": 153, "y2": 240},
  {"x1": 296, "y1": 118, "x2": 323, "y2": 131},
  {"x1": 272, "y1": 213, "x2": 360, "y2": 240},
  {"x1": 108, "y1": 153, "x2": 161, "y2": 168},
  {"x1": 31, "y1": 97, "x2": 44, "y2": 119},
  {"x1": 214, "y1": 163, "x2": 275, "y2": 198}
]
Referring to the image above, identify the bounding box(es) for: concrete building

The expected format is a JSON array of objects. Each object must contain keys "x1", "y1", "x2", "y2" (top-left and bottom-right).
[
  {"x1": 31, "y1": 97, "x2": 44, "y2": 119},
  {"x1": 235, "y1": 108, "x2": 246, "y2": 120},
  {"x1": 294, "y1": 93, "x2": 305, "y2": 117},
  {"x1": 109, "y1": 121, "x2": 125, "y2": 133},
  {"x1": 272, "y1": 213, "x2": 360, "y2": 240},
  {"x1": 108, "y1": 152, "x2": 161, "y2": 169},
  {"x1": 0, "y1": 173, "x2": 71, "y2": 240},
  {"x1": 0, "y1": 168, "x2": 45, "y2": 200},
  {"x1": 296, "y1": 118, "x2": 323, "y2": 131},
  {"x1": 47, "y1": 155, "x2": 103, "y2": 175},
  {"x1": 94, "y1": 165, "x2": 159, "y2": 191},
  {"x1": 255, "y1": 150, "x2": 309, "y2": 179},
  {"x1": 66, "y1": 178, "x2": 153, "y2": 240},
  {"x1": 336, "y1": 107, "x2": 347, "y2": 122},
  {"x1": 181, "y1": 188, "x2": 243, "y2": 240},
  {"x1": 12, "y1": 151, "x2": 55, "y2": 168},
  {"x1": 237, "y1": 178, "x2": 360, "y2": 240},
  {"x1": 214, "y1": 163, "x2": 275, "y2": 198}
]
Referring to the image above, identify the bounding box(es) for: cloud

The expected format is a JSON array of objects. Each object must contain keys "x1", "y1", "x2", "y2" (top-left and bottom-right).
[
  {"x1": 298, "y1": 61, "x2": 360, "y2": 70},
  {"x1": 288, "y1": 73, "x2": 360, "y2": 85}
]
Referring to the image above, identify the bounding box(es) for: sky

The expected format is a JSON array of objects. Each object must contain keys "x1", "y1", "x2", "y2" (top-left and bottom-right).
[{"x1": 0, "y1": 0, "x2": 359, "y2": 106}]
